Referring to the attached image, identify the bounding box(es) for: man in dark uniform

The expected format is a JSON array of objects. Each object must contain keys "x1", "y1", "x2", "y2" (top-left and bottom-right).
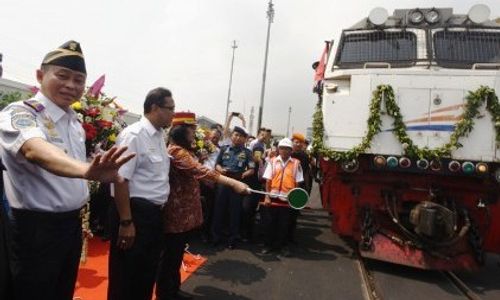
[
  {"x1": 0, "y1": 40, "x2": 134, "y2": 300},
  {"x1": 212, "y1": 126, "x2": 255, "y2": 249},
  {"x1": 0, "y1": 159, "x2": 12, "y2": 300},
  {"x1": 288, "y1": 133, "x2": 311, "y2": 244}
]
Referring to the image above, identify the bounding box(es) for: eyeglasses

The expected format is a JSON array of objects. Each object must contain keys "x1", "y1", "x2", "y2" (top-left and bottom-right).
[{"x1": 158, "y1": 105, "x2": 175, "y2": 112}]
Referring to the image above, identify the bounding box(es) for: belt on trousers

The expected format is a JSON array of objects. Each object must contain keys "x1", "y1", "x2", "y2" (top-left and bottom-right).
[
  {"x1": 10, "y1": 207, "x2": 82, "y2": 220},
  {"x1": 130, "y1": 197, "x2": 165, "y2": 210}
]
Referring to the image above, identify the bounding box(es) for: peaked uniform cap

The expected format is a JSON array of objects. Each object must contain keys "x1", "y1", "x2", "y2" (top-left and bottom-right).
[
  {"x1": 42, "y1": 40, "x2": 87, "y2": 74},
  {"x1": 233, "y1": 125, "x2": 248, "y2": 137},
  {"x1": 172, "y1": 112, "x2": 197, "y2": 126}
]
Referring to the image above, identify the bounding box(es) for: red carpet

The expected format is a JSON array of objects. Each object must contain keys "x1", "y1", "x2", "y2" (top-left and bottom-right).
[{"x1": 74, "y1": 238, "x2": 207, "y2": 300}]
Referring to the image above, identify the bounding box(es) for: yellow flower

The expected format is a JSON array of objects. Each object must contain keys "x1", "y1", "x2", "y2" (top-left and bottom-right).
[
  {"x1": 197, "y1": 140, "x2": 204, "y2": 148},
  {"x1": 108, "y1": 133, "x2": 117, "y2": 143},
  {"x1": 71, "y1": 101, "x2": 83, "y2": 110}
]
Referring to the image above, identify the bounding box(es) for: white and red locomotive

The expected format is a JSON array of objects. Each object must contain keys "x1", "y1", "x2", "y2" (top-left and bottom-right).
[{"x1": 313, "y1": 5, "x2": 500, "y2": 270}]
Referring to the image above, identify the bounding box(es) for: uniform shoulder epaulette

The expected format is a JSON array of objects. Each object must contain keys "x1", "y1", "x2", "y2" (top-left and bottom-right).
[{"x1": 23, "y1": 99, "x2": 45, "y2": 112}]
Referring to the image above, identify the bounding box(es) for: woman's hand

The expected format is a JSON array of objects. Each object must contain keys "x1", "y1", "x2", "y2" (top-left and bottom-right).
[{"x1": 232, "y1": 180, "x2": 250, "y2": 194}]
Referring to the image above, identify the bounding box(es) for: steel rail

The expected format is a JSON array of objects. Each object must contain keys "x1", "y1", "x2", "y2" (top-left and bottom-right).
[
  {"x1": 356, "y1": 256, "x2": 382, "y2": 300},
  {"x1": 443, "y1": 271, "x2": 482, "y2": 300}
]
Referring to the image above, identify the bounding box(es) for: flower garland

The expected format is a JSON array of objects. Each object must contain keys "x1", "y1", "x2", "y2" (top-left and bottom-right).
[{"x1": 312, "y1": 85, "x2": 500, "y2": 161}]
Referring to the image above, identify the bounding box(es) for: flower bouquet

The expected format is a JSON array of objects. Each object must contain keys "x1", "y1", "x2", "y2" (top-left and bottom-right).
[
  {"x1": 70, "y1": 75, "x2": 128, "y2": 263},
  {"x1": 71, "y1": 75, "x2": 127, "y2": 158},
  {"x1": 194, "y1": 127, "x2": 217, "y2": 156}
]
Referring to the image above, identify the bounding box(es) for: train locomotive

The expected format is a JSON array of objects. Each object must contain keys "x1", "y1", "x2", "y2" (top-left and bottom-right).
[{"x1": 312, "y1": 5, "x2": 500, "y2": 270}]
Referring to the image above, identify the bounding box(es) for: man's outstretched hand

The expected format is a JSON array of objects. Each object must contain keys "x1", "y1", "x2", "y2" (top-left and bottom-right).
[{"x1": 84, "y1": 146, "x2": 135, "y2": 183}]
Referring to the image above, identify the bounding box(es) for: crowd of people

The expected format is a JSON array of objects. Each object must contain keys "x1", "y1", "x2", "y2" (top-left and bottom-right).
[{"x1": 0, "y1": 41, "x2": 315, "y2": 300}]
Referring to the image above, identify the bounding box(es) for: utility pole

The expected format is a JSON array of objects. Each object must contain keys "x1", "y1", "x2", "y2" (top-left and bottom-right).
[
  {"x1": 257, "y1": 0, "x2": 274, "y2": 131},
  {"x1": 224, "y1": 40, "x2": 238, "y2": 124},
  {"x1": 249, "y1": 106, "x2": 255, "y2": 135},
  {"x1": 286, "y1": 106, "x2": 292, "y2": 137}
]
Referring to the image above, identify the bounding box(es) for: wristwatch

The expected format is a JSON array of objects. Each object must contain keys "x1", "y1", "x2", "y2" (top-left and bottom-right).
[{"x1": 119, "y1": 219, "x2": 133, "y2": 227}]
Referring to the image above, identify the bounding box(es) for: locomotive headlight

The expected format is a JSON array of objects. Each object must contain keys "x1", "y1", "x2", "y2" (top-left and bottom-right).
[
  {"x1": 448, "y1": 161, "x2": 461, "y2": 172},
  {"x1": 373, "y1": 156, "x2": 386, "y2": 168},
  {"x1": 495, "y1": 168, "x2": 500, "y2": 182},
  {"x1": 341, "y1": 159, "x2": 359, "y2": 173},
  {"x1": 425, "y1": 9, "x2": 440, "y2": 24},
  {"x1": 476, "y1": 162, "x2": 488, "y2": 174},
  {"x1": 462, "y1": 162, "x2": 475, "y2": 174},
  {"x1": 430, "y1": 159, "x2": 442, "y2": 171},
  {"x1": 409, "y1": 9, "x2": 424, "y2": 24},
  {"x1": 386, "y1": 156, "x2": 398, "y2": 168},
  {"x1": 416, "y1": 159, "x2": 429, "y2": 170},
  {"x1": 399, "y1": 157, "x2": 411, "y2": 168}
]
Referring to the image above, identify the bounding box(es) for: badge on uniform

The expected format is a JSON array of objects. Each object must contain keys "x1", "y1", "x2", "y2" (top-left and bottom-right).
[
  {"x1": 11, "y1": 113, "x2": 37, "y2": 130},
  {"x1": 41, "y1": 114, "x2": 63, "y2": 143}
]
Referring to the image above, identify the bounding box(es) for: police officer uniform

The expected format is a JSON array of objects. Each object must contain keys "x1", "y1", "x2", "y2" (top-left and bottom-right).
[
  {"x1": 211, "y1": 126, "x2": 254, "y2": 247},
  {"x1": 0, "y1": 41, "x2": 88, "y2": 300},
  {"x1": 108, "y1": 116, "x2": 170, "y2": 300}
]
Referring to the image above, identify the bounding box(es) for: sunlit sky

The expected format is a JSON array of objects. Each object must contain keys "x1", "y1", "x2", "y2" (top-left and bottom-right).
[{"x1": 1, "y1": 0, "x2": 498, "y2": 135}]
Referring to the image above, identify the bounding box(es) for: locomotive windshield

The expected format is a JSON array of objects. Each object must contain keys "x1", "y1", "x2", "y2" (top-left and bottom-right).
[
  {"x1": 433, "y1": 30, "x2": 500, "y2": 68},
  {"x1": 335, "y1": 27, "x2": 500, "y2": 69},
  {"x1": 336, "y1": 31, "x2": 417, "y2": 68}
]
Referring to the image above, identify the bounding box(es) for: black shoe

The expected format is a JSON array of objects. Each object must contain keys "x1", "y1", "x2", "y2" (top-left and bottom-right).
[
  {"x1": 227, "y1": 242, "x2": 236, "y2": 250},
  {"x1": 172, "y1": 290, "x2": 194, "y2": 299}
]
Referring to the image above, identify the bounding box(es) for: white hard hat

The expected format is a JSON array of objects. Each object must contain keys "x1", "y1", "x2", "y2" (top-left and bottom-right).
[{"x1": 278, "y1": 138, "x2": 293, "y2": 149}]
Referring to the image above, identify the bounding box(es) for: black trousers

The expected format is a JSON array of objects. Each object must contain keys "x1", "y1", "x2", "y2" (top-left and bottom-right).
[
  {"x1": 156, "y1": 230, "x2": 191, "y2": 299},
  {"x1": 107, "y1": 198, "x2": 163, "y2": 300},
  {"x1": 8, "y1": 208, "x2": 82, "y2": 300},
  {"x1": 200, "y1": 183, "x2": 216, "y2": 239},
  {"x1": 211, "y1": 185, "x2": 243, "y2": 243},
  {"x1": 262, "y1": 205, "x2": 292, "y2": 250}
]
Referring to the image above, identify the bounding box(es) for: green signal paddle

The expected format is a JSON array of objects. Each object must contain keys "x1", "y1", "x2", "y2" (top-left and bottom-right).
[
  {"x1": 286, "y1": 188, "x2": 309, "y2": 209},
  {"x1": 246, "y1": 187, "x2": 310, "y2": 210}
]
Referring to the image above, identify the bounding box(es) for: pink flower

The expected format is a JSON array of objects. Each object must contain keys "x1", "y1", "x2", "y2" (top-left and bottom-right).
[{"x1": 88, "y1": 75, "x2": 105, "y2": 98}]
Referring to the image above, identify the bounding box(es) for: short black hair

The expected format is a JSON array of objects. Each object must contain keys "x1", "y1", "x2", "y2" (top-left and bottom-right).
[
  {"x1": 169, "y1": 124, "x2": 194, "y2": 150},
  {"x1": 258, "y1": 127, "x2": 267, "y2": 134},
  {"x1": 211, "y1": 127, "x2": 222, "y2": 137},
  {"x1": 144, "y1": 87, "x2": 172, "y2": 114},
  {"x1": 266, "y1": 129, "x2": 272, "y2": 133}
]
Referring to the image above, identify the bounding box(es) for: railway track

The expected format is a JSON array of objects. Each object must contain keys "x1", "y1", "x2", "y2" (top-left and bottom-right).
[
  {"x1": 356, "y1": 255, "x2": 483, "y2": 300},
  {"x1": 356, "y1": 255, "x2": 382, "y2": 300},
  {"x1": 443, "y1": 271, "x2": 482, "y2": 300}
]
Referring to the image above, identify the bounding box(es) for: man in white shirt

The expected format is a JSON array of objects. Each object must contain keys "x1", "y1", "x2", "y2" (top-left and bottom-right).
[
  {"x1": 108, "y1": 87, "x2": 174, "y2": 300},
  {"x1": 0, "y1": 40, "x2": 134, "y2": 300}
]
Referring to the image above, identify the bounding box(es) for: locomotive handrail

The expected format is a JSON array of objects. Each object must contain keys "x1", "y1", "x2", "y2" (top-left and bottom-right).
[
  {"x1": 363, "y1": 62, "x2": 392, "y2": 69},
  {"x1": 472, "y1": 63, "x2": 500, "y2": 70}
]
